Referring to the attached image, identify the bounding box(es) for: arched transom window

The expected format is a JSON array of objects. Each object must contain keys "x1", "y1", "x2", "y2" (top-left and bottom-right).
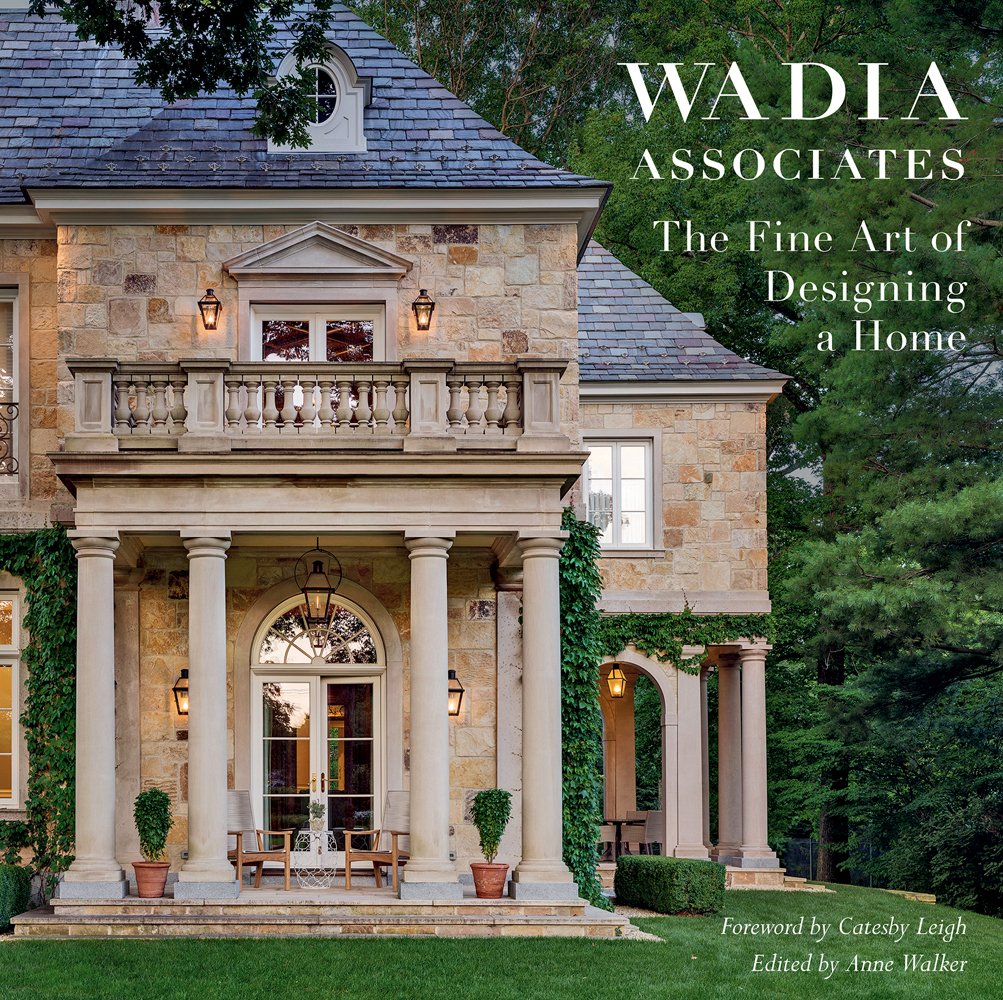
[{"x1": 257, "y1": 600, "x2": 379, "y2": 665}]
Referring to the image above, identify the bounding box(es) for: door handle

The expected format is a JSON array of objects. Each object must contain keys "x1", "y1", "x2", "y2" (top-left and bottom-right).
[
  {"x1": 321, "y1": 772, "x2": 327, "y2": 793},
  {"x1": 311, "y1": 772, "x2": 317, "y2": 792}
]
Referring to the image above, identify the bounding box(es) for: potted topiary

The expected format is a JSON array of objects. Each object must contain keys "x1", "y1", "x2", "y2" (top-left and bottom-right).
[
  {"x1": 132, "y1": 788, "x2": 174, "y2": 898},
  {"x1": 309, "y1": 800, "x2": 325, "y2": 832},
  {"x1": 469, "y1": 788, "x2": 512, "y2": 898}
]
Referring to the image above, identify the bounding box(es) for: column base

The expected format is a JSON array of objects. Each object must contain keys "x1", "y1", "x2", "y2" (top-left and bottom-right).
[
  {"x1": 674, "y1": 845, "x2": 711, "y2": 860},
  {"x1": 509, "y1": 860, "x2": 581, "y2": 900},
  {"x1": 711, "y1": 844, "x2": 743, "y2": 866},
  {"x1": 732, "y1": 848, "x2": 781, "y2": 869},
  {"x1": 58, "y1": 877, "x2": 129, "y2": 900},
  {"x1": 173, "y1": 880, "x2": 241, "y2": 900},
  {"x1": 508, "y1": 879, "x2": 583, "y2": 901},
  {"x1": 398, "y1": 880, "x2": 465, "y2": 900}
]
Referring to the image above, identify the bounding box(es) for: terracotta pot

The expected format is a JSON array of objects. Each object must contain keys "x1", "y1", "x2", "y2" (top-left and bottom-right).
[
  {"x1": 470, "y1": 862, "x2": 509, "y2": 899},
  {"x1": 133, "y1": 861, "x2": 170, "y2": 899}
]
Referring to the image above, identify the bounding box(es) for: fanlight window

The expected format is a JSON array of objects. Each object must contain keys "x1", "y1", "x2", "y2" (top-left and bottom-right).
[{"x1": 258, "y1": 602, "x2": 378, "y2": 664}]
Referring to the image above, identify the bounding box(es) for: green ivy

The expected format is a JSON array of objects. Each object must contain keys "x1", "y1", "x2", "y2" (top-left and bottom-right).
[
  {"x1": 558, "y1": 508, "x2": 610, "y2": 909},
  {"x1": 598, "y1": 609, "x2": 776, "y2": 673},
  {"x1": 0, "y1": 529, "x2": 77, "y2": 898}
]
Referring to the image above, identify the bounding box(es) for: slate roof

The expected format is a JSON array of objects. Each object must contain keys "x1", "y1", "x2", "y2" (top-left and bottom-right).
[
  {"x1": 0, "y1": 5, "x2": 606, "y2": 201},
  {"x1": 577, "y1": 242, "x2": 783, "y2": 381}
]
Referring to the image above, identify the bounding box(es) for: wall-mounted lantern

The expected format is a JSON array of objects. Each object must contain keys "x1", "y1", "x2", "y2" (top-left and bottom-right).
[
  {"x1": 606, "y1": 665, "x2": 627, "y2": 699},
  {"x1": 197, "y1": 288, "x2": 222, "y2": 330},
  {"x1": 294, "y1": 539, "x2": 343, "y2": 653},
  {"x1": 447, "y1": 668, "x2": 465, "y2": 717},
  {"x1": 172, "y1": 669, "x2": 190, "y2": 716},
  {"x1": 411, "y1": 288, "x2": 436, "y2": 331}
]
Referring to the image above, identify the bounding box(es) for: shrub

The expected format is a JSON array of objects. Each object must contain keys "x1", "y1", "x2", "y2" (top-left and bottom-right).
[
  {"x1": 470, "y1": 789, "x2": 512, "y2": 864},
  {"x1": 614, "y1": 856, "x2": 726, "y2": 914},
  {"x1": 134, "y1": 788, "x2": 174, "y2": 862},
  {"x1": 0, "y1": 864, "x2": 32, "y2": 930}
]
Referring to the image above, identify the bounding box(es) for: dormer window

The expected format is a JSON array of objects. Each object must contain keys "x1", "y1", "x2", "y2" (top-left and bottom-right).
[{"x1": 269, "y1": 44, "x2": 369, "y2": 154}]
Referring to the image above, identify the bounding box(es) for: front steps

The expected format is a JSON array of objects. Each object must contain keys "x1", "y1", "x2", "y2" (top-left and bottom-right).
[{"x1": 12, "y1": 892, "x2": 633, "y2": 940}]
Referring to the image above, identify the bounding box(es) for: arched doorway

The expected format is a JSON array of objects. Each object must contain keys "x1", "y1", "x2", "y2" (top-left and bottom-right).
[{"x1": 244, "y1": 589, "x2": 391, "y2": 869}]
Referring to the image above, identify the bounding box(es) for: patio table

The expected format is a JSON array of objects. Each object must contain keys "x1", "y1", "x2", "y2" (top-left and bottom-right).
[
  {"x1": 293, "y1": 829, "x2": 340, "y2": 889},
  {"x1": 603, "y1": 818, "x2": 632, "y2": 861}
]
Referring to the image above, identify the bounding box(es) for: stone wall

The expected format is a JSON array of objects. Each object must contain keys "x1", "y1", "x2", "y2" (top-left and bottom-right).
[
  {"x1": 582, "y1": 399, "x2": 769, "y2": 608},
  {"x1": 130, "y1": 544, "x2": 500, "y2": 871}
]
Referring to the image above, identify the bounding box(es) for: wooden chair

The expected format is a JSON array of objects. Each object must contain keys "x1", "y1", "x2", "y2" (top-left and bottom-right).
[
  {"x1": 344, "y1": 790, "x2": 409, "y2": 892},
  {"x1": 622, "y1": 809, "x2": 648, "y2": 855},
  {"x1": 226, "y1": 789, "x2": 293, "y2": 890},
  {"x1": 598, "y1": 823, "x2": 616, "y2": 861},
  {"x1": 643, "y1": 810, "x2": 665, "y2": 855}
]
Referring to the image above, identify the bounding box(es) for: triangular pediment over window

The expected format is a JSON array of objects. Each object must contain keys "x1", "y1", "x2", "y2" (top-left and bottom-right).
[{"x1": 223, "y1": 222, "x2": 413, "y2": 281}]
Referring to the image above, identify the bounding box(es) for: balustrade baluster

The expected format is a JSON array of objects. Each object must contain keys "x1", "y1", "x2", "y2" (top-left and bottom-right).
[
  {"x1": 335, "y1": 378, "x2": 354, "y2": 435},
  {"x1": 463, "y1": 374, "x2": 484, "y2": 433},
  {"x1": 502, "y1": 373, "x2": 522, "y2": 436},
  {"x1": 391, "y1": 374, "x2": 409, "y2": 435},
  {"x1": 278, "y1": 377, "x2": 297, "y2": 432},
  {"x1": 133, "y1": 376, "x2": 151, "y2": 434},
  {"x1": 242, "y1": 375, "x2": 261, "y2": 433},
  {"x1": 150, "y1": 379, "x2": 170, "y2": 435},
  {"x1": 169, "y1": 375, "x2": 187, "y2": 435},
  {"x1": 262, "y1": 378, "x2": 279, "y2": 431},
  {"x1": 355, "y1": 376, "x2": 373, "y2": 431},
  {"x1": 483, "y1": 377, "x2": 503, "y2": 436},
  {"x1": 372, "y1": 379, "x2": 391, "y2": 434},
  {"x1": 317, "y1": 379, "x2": 335, "y2": 431},
  {"x1": 113, "y1": 374, "x2": 132, "y2": 435},
  {"x1": 445, "y1": 376, "x2": 464, "y2": 432},
  {"x1": 224, "y1": 376, "x2": 242, "y2": 432},
  {"x1": 299, "y1": 377, "x2": 317, "y2": 431}
]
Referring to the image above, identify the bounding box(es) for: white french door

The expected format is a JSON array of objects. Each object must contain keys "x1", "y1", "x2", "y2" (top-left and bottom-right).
[{"x1": 253, "y1": 675, "x2": 381, "y2": 869}]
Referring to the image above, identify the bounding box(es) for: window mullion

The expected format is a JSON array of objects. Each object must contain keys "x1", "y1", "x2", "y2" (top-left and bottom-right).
[{"x1": 612, "y1": 443, "x2": 622, "y2": 548}]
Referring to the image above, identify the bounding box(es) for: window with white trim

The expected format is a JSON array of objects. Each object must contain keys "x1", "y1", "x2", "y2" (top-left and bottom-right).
[
  {"x1": 0, "y1": 291, "x2": 17, "y2": 476},
  {"x1": 584, "y1": 440, "x2": 654, "y2": 549},
  {"x1": 0, "y1": 594, "x2": 19, "y2": 806},
  {"x1": 250, "y1": 306, "x2": 386, "y2": 363}
]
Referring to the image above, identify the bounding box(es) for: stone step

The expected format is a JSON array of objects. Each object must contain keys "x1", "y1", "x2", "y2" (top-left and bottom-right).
[{"x1": 14, "y1": 906, "x2": 630, "y2": 940}]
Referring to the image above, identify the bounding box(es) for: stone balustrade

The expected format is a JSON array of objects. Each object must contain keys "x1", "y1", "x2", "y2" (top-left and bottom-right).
[{"x1": 67, "y1": 358, "x2": 570, "y2": 453}]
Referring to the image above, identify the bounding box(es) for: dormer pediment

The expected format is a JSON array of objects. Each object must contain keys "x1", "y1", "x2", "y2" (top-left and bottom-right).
[{"x1": 223, "y1": 222, "x2": 413, "y2": 282}]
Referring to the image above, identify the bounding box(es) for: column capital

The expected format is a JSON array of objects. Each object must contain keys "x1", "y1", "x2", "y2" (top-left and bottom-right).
[
  {"x1": 517, "y1": 535, "x2": 566, "y2": 560},
  {"x1": 69, "y1": 533, "x2": 120, "y2": 558},
  {"x1": 737, "y1": 640, "x2": 772, "y2": 662},
  {"x1": 405, "y1": 536, "x2": 453, "y2": 559},
  {"x1": 182, "y1": 534, "x2": 231, "y2": 558}
]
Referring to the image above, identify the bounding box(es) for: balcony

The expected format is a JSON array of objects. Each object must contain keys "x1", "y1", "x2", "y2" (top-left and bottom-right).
[{"x1": 65, "y1": 358, "x2": 570, "y2": 455}]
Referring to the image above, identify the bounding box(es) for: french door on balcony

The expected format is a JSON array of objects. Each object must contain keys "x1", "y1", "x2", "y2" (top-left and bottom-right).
[{"x1": 253, "y1": 675, "x2": 381, "y2": 869}]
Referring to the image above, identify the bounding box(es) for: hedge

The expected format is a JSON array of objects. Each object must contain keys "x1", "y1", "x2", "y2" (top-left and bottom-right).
[
  {"x1": 614, "y1": 856, "x2": 726, "y2": 914},
  {"x1": 0, "y1": 864, "x2": 32, "y2": 931}
]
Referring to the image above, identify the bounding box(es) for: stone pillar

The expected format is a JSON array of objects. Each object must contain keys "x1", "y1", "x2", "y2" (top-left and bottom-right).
[
  {"x1": 700, "y1": 667, "x2": 711, "y2": 850},
  {"x1": 510, "y1": 536, "x2": 578, "y2": 899},
  {"x1": 400, "y1": 534, "x2": 461, "y2": 898},
  {"x1": 114, "y1": 568, "x2": 143, "y2": 873},
  {"x1": 713, "y1": 656, "x2": 744, "y2": 865},
  {"x1": 674, "y1": 666, "x2": 709, "y2": 859},
  {"x1": 737, "y1": 643, "x2": 779, "y2": 867},
  {"x1": 176, "y1": 532, "x2": 238, "y2": 899},
  {"x1": 61, "y1": 533, "x2": 129, "y2": 899},
  {"x1": 495, "y1": 578, "x2": 524, "y2": 868}
]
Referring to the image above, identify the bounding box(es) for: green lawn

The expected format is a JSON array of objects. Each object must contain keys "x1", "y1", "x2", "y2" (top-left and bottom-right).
[{"x1": 1, "y1": 885, "x2": 1000, "y2": 1000}]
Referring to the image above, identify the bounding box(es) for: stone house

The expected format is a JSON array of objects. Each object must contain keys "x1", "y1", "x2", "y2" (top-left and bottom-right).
[{"x1": 0, "y1": 3, "x2": 785, "y2": 928}]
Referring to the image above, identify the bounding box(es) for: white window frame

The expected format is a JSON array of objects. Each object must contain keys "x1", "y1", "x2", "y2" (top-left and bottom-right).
[
  {"x1": 249, "y1": 305, "x2": 387, "y2": 363},
  {"x1": 0, "y1": 592, "x2": 21, "y2": 809},
  {"x1": 583, "y1": 437, "x2": 656, "y2": 551},
  {"x1": 0, "y1": 286, "x2": 22, "y2": 488}
]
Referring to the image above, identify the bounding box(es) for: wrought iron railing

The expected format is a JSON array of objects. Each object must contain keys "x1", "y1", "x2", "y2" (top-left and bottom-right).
[{"x1": 0, "y1": 401, "x2": 17, "y2": 475}]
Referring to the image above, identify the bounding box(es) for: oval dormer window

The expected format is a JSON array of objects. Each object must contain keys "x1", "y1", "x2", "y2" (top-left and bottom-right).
[{"x1": 313, "y1": 66, "x2": 338, "y2": 124}]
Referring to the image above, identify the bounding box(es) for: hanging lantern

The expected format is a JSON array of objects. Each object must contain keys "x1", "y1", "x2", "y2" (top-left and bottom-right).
[
  {"x1": 411, "y1": 288, "x2": 436, "y2": 331},
  {"x1": 294, "y1": 539, "x2": 343, "y2": 654},
  {"x1": 172, "y1": 669, "x2": 190, "y2": 716},
  {"x1": 606, "y1": 665, "x2": 627, "y2": 699},
  {"x1": 197, "y1": 288, "x2": 222, "y2": 330},
  {"x1": 447, "y1": 668, "x2": 465, "y2": 717}
]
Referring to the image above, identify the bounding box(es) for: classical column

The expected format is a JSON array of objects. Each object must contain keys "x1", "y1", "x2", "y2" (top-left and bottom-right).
[
  {"x1": 400, "y1": 534, "x2": 461, "y2": 898},
  {"x1": 61, "y1": 533, "x2": 129, "y2": 898},
  {"x1": 674, "y1": 665, "x2": 709, "y2": 859},
  {"x1": 176, "y1": 532, "x2": 238, "y2": 898},
  {"x1": 114, "y1": 568, "x2": 143, "y2": 871},
  {"x1": 510, "y1": 536, "x2": 578, "y2": 899},
  {"x1": 700, "y1": 667, "x2": 711, "y2": 850},
  {"x1": 737, "y1": 642, "x2": 780, "y2": 867},
  {"x1": 713, "y1": 656, "x2": 744, "y2": 865}
]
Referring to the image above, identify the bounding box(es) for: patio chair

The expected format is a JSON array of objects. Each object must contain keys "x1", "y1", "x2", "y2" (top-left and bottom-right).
[
  {"x1": 226, "y1": 789, "x2": 293, "y2": 890},
  {"x1": 622, "y1": 810, "x2": 648, "y2": 855},
  {"x1": 643, "y1": 810, "x2": 664, "y2": 855},
  {"x1": 344, "y1": 790, "x2": 410, "y2": 892},
  {"x1": 598, "y1": 823, "x2": 616, "y2": 861}
]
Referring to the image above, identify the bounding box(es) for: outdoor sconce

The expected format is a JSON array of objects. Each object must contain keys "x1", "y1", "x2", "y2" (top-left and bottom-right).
[
  {"x1": 294, "y1": 539, "x2": 343, "y2": 653},
  {"x1": 197, "y1": 288, "x2": 222, "y2": 330},
  {"x1": 447, "y1": 669, "x2": 465, "y2": 717},
  {"x1": 411, "y1": 288, "x2": 436, "y2": 331},
  {"x1": 172, "y1": 669, "x2": 190, "y2": 716},
  {"x1": 606, "y1": 665, "x2": 627, "y2": 699}
]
